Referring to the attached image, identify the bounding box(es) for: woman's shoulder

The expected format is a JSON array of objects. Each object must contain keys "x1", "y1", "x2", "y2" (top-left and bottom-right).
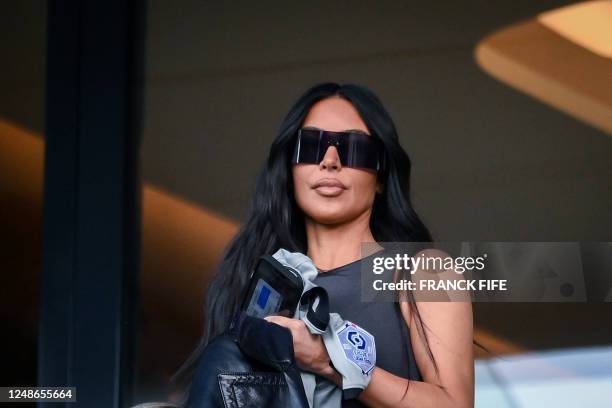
[{"x1": 398, "y1": 247, "x2": 472, "y2": 326}]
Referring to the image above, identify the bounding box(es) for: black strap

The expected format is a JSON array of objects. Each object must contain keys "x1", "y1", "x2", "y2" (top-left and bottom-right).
[{"x1": 299, "y1": 286, "x2": 330, "y2": 332}]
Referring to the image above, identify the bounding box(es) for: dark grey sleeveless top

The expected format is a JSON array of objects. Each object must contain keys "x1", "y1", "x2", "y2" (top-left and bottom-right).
[{"x1": 312, "y1": 250, "x2": 422, "y2": 407}]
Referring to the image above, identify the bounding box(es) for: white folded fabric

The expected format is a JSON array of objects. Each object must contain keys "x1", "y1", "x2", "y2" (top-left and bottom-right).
[{"x1": 272, "y1": 248, "x2": 376, "y2": 408}]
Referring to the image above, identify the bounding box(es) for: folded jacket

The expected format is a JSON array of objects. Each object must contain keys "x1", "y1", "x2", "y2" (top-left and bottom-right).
[{"x1": 186, "y1": 311, "x2": 310, "y2": 407}]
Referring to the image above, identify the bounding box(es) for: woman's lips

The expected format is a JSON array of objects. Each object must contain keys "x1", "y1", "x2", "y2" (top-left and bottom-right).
[
  {"x1": 314, "y1": 185, "x2": 345, "y2": 197},
  {"x1": 312, "y1": 178, "x2": 347, "y2": 197}
]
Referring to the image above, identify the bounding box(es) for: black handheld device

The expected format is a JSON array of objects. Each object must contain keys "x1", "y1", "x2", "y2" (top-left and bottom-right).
[{"x1": 240, "y1": 255, "x2": 304, "y2": 319}]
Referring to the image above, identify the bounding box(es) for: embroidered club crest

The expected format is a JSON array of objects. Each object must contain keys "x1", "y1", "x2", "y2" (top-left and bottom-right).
[{"x1": 336, "y1": 321, "x2": 376, "y2": 375}]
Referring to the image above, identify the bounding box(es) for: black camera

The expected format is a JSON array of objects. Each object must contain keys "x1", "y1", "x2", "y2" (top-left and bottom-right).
[{"x1": 240, "y1": 255, "x2": 304, "y2": 318}]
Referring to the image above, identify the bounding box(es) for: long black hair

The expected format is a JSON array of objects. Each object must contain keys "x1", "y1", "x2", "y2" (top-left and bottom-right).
[{"x1": 174, "y1": 82, "x2": 482, "y2": 402}]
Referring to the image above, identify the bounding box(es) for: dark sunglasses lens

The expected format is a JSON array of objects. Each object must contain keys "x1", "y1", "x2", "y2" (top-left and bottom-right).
[
  {"x1": 343, "y1": 133, "x2": 382, "y2": 170},
  {"x1": 293, "y1": 129, "x2": 321, "y2": 164}
]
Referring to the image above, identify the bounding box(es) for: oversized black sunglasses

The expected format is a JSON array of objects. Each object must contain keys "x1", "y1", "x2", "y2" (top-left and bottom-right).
[{"x1": 291, "y1": 128, "x2": 385, "y2": 171}]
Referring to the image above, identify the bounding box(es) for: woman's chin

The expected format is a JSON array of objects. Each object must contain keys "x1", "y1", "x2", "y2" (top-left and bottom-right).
[{"x1": 307, "y1": 210, "x2": 353, "y2": 226}]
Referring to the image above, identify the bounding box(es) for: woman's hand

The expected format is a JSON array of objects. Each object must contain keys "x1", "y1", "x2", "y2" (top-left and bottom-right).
[{"x1": 263, "y1": 315, "x2": 341, "y2": 386}]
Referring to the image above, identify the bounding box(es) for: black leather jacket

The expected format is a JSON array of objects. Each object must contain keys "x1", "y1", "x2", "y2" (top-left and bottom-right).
[{"x1": 186, "y1": 312, "x2": 310, "y2": 407}]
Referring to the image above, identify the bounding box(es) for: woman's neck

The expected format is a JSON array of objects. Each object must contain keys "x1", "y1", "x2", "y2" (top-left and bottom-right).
[{"x1": 304, "y1": 210, "x2": 383, "y2": 271}]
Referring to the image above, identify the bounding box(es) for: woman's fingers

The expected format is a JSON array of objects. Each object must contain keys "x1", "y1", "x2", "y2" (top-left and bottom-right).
[
  {"x1": 264, "y1": 315, "x2": 304, "y2": 331},
  {"x1": 263, "y1": 315, "x2": 330, "y2": 375},
  {"x1": 264, "y1": 315, "x2": 293, "y2": 332},
  {"x1": 263, "y1": 315, "x2": 289, "y2": 326},
  {"x1": 264, "y1": 316, "x2": 308, "y2": 347}
]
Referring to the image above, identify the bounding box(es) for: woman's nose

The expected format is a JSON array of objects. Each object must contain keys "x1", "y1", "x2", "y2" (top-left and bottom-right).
[{"x1": 319, "y1": 145, "x2": 342, "y2": 170}]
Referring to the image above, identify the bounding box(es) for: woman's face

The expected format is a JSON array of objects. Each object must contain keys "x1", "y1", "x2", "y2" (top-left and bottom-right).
[{"x1": 292, "y1": 96, "x2": 382, "y2": 225}]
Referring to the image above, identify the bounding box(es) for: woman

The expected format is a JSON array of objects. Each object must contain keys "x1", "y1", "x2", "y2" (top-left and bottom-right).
[{"x1": 178, "y1": 82, "x2": 475, "y2": 407}]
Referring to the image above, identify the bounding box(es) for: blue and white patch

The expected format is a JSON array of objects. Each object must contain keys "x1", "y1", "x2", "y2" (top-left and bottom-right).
[{"x1": 336, "y1": 321, "x2": 376, "y2": 375}]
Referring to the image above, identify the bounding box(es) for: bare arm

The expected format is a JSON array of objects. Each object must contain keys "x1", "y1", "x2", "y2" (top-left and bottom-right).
[
  {"x1": 357, "y1": 300, "x2": 474, "y2": 407},
  {"x1": 358, "y1": 249, "x2": 475, "y2": 407}
]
